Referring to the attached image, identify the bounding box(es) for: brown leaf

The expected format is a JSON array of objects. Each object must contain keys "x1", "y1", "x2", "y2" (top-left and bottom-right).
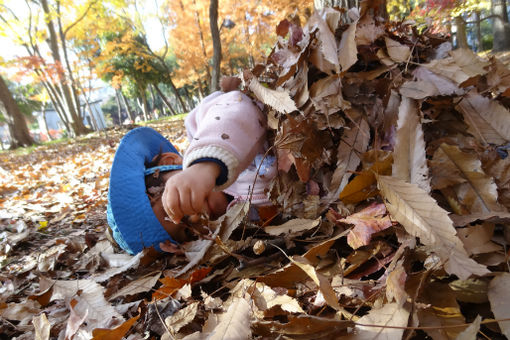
[
  {"x1": 345, "y1": 302, "x2": 410, "y2": 339},
  {"x1": 399, "y1": 80, "x2": 439, "y2": 99},
  {"x1": 456, "y1": 223, "x2": 502, "y2": 255},
  {"x1": 338, "y1": 20, "x2": 358, "y2": 72},
  {"x1": 264, "y1": 218, "x2": 320, "y2": 236},
  {"x1": 253, "y1": 315, "x2": 352, "y2": 337},
  {"x1": 32, "y1": 313, "x2": 51, "y2": 340},
  {"x1": 377, "y1": 175, "x2": 489, "y2": 280},
  {"x1": 208, "y1": 296, "x2": 252, "y2": 340},
  {"x1": 456, "y1": 91, "x2": 510, "y2": 145},
  {"x1": 392, "y1": 97, "x2": 431, "y2": 192},
  {"x1": 165, "y1": 301, "x2": 199, "y2": 334},
  {"x1": 247, "y1": 77, "x2": 297, "y2": 114},
  {"x1": 339, "y1": 203, "x2": 393, "y2": 249},
  {"x1": 385, "y1": 37, "x2": 410, "y2": 63},
  {"x1": 488, "y1": 273, "x2": 510, "y2": 339},
  {"x1": 430, "y1": 144, "x2": 504, "y2": 213},
  {"x1": 307, "y1": 12, "x2": 340, "y2": 74},
  {"x1": 455, "y1": 315, "x2": 482, "y2": 340},
  {"x1": 328, "y1": 118, "x2": 370, "y2": 200},
  {"x1": 91, "y1": 315, "x2": 140, "y2": 340},
  {"x1": 108, "y1": 271, "x2": 161, "y2": 301}
]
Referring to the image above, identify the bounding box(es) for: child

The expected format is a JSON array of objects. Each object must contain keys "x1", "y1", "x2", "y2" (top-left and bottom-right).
[{"x1": 107, "y1": 77, "x2": 277, "y2": 254}]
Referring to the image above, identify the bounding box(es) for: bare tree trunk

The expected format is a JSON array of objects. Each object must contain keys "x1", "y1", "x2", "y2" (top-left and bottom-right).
[
  {"x1": 121, "y1": 91, "x2": 135, "y2": 122},
  {"x1": 115, "y1": 89, "x2": 123, "y2": 124},
  {"x1": 492, "y1": 0, "x2": 510, "y2": 51},
  {"x1": 40, "y1": 0, "x2": 88, "y2": 136},
  {"x1": 454, "y1": 16, "x2": 469, "y2": 49},
  {"x1": 154, "y1": 84, "x2": 177, "y2": 116},
  {"x1": 209, "y1": 0, "x2": 221, "y2": 92},
  {"x1": 475, "y1": 11, "x2": 482, "y2": 51},
  {"x1": 0, "y1": 75, "x2": 34, "y2": 148},
  {"x1": 41, "y1": 103, "x2": 53, "y2": 141},
  {"x1": 191, "y1": 0, "x2": 212, "y2": 90}
]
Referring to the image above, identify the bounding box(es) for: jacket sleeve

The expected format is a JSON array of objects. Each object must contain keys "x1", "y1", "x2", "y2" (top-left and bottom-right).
[{"x1": 183, "y1": 90, "x2": 267, "y2": 190}]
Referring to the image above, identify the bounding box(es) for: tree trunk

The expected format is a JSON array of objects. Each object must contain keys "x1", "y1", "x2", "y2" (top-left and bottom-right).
[
  {"x1": 121, "y1": 91, "x2": 135, "y2": 122},
  {"x1": 0, "y1": 75, "x2": 34, "y2": 148},
  {"x1": 492, "y1": 0, "x2": 510, "y2": 51},
  {"x1": 115, "y1": 89, "x2": 123, "y2": 125},
  {"x1": 475, "y1": 11, "x2": 482, "y2": 51},
  {"x1": 41, "y1": 103, "x2": 53, "y2": 141},
  {"x1": 209, "y1": 0, "x2": 221, "y2": 92},
  {"x1": 191, "y1": 0, "x2": 211, "y2": 91},
  {"x1": 454, "y1": 16, "x2": 469, "y2": 49},
  {"x1": 154, "y1": 84, "x2": 177, "y2": 116},
  {"x1": 39, "y1": 0, "x2": 88, "y2": 136}
]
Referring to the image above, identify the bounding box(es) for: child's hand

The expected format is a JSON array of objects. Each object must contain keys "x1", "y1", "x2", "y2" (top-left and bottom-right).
[{"x1": 162, "y1": 162, "x2": 221, "y2": 224}]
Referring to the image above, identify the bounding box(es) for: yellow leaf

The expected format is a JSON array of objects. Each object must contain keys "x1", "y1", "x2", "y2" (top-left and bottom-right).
[{"x1": 38, "y1": 221, "x2": 48, "y2": 230}]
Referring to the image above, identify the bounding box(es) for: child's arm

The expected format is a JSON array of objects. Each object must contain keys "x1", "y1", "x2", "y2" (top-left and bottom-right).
[{"x1": 163, "y1": 89, "x2": 266, "y2": 223}]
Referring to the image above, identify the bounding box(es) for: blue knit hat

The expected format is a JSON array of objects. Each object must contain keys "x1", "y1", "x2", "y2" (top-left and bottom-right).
[{"x1": 107, "y1": 127, "x2": 182, "y2": 254}]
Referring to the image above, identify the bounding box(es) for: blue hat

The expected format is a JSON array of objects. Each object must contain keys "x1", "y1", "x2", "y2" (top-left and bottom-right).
[{"x1": 107, "y1": 127, "x2": 182, "y2": 254}]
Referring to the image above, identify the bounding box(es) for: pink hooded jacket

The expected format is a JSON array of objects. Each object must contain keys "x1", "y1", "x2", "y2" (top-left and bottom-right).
[{"x1": 183, "y1": 90, "x2": 277, "y2": 205}]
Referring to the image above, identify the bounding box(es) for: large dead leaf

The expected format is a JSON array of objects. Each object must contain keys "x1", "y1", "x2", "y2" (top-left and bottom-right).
[
  {"x1": 488, "y1": 273, "x2": 510, "y2": 338},
  {"x1": 253, "y1": 315, "x2": 352, "y2": 338},
  {"x1": 346, "y1": 302, "x2": 410, "y2": 339},
  {"x1": 207, "y1": 296, "x2": 252, "y2": 340},
  {"x1": 456, "y1": 91, "x2": 510, "y2": 145},
  {"x1": 423, "y1": 49, "x2": 489, "y2": 85},
  {"x1": 165, "y1": 301, "x2": 199, "y2": 334},
  {"x1": 338, "y1": 20, "x2": 358, "y2": 72},
  {"x1": 456, "y1": 223, "x2": 502, "y2": 255},
  {"x1": 32, "y1": 313, "x2": 51, "y2": 340},
  {"x1": 91, "y1": 314, "x2": 140, "y2": 340},
  {"x1": 328, "y1": 118, "x2": 370, "y2": 200},
  {"x1": 393, "y1": 97, "x2": 431, "y2": 192},
  {"x1": 247, "y1": 77, "x2": 297, "y2": 114},
  {"x1": 455, "y1": 315, "x2": 481, "y2": 340},
  {"x1": 307, "y1": 11, "x2": 340, "y2": 74},
  {"x1": 264, "y1": 218, "x2": 320, "y2": 236},
  {"x1": 339, "y1": 203, "x2": 393, "y2": 249},
  {"x1": 377, "y1": 175, "x2": 489, "y2": 280},
  {"x1": 108, "y1": 271, "x2": 161, "y2": 300},
  {"x1": 430, "y1": 143, "x2": 504, "y2": 213},
  {"x1": 385, "y1": 37, "x2": 410, "y2": 63}
]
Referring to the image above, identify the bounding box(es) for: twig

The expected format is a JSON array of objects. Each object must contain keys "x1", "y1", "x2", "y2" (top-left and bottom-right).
[{"x1": 153, "y1": 301, "x2": 175, "y2": 340}]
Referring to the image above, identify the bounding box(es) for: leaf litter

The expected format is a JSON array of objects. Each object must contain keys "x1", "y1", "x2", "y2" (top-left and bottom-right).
[{"x1": 2, "y1": 5, "x2": 510, "y2": 339}]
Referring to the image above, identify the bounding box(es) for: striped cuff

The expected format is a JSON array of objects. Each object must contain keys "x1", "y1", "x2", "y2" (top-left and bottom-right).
[{"x1": 184, "y1": 146, "x2": 239, "y2": 190}]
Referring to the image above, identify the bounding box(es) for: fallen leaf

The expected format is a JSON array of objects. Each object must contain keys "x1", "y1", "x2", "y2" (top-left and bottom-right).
[
  {"x1": 65, "y1": 299, "x2": 88, "y2": 340},
  {"x1": 392, "y1": 97, "x2": 431, "y2": 192},
  {"x1": 488, "y1": 273, "x2": 510, "y2": 339},
  {"x1": 339, "y1": 203, "x2": 393, "y2": 249},
  {"x1": 208, "y1": 296, "x2": 251, "y2": 340},
  {"x1": 32, "y1": 313, "x2": 51, "y2": 340},
  {"x1": 91, "y1": 314, "x2": 140, "y2": 340},
  {"x1": 253, "y1": 315, "x2": 352, "y2": 337},
  {"x1": 338, "y1": 20, "x2": 358, "y2": 72},
  {"x1": 248, "y1": 77, "x2": 297, "y2": 114},
  {"x1": 385, "y1": 37, "x2": 410, "y2": 63},
  {"x1": 165, "y1": 301, "x2": 199, "y2": 334},
  {"x1": 455, "y1": 315, "x2": 482, "y2": 340},
  {"x1": 347, "y1": 302, "x2": 410, "y2": 339},
  {"x1": 456, "y1": 223, "x2": 502, "y2": 255},
  {"x1": 377, "y1": 175, "x2": 489, "y2": 280},
  {"x1": 108, "y1": 272, "x2": 161, "y2": 301},
  {"x1": 264, "y1": 218, "x2": 320, "y2": 236},
  {"x1": 456, "y1": 91, "x2": 510, "y2": 145},
  {"x1": 386, "y1": 261, "x2": 407, "y2": 307}
]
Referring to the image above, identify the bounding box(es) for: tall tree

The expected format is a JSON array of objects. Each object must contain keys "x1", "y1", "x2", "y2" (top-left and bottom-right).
[
  {"x1": 0, "y1": 75, "x2": 34, "y2": 148},
  {"x1": 492, "y1": 0, "x2": 510, "y2": 51},
  {"x1": 209, "y1": 0, "x2": 221, "y2": 92}
]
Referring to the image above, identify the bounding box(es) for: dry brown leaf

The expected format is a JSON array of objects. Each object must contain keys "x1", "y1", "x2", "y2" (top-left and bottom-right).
[
  {"x1": 454, "y1": 315, "x2": 481, "y2": 340},
  {"x1": 413, "y1": 66, "x2": 463, "y2": 96},
  {"x1": 92, "y1": 249, "x2": 144, "y2": 283},
  {"x1": 0, "y1": 299, "x2": 41, "y2": 324},
  {"x1": 108, "y1": 272, "x2": 161, "y2": 301},
  {"x1": 456, "y1": 223, "x2": 502, "y2": 255},
  {"x1": 91, "y1": 315, "x2": 140, "y2": 340},
  {"x1": 456, "y1": 91, "x2": 510, "y2": 145},
  {"x1": 289, "y1": 255, "x2": 340, "y2": 310},
  {"x1": 449, "y1": 211, "x2": 510, "y2": 226},
  {"x1": 328, "y1": 118, "x2": 370, "y2": 200},
  {"x1": 165, "y1": 301, "x2": 199, "y2": 334},
  {"x1": 393, "y1": 97, "x2": 431, "y2": 192},
  {"x1": 386, "y1": 262, "x2": 407, "y2": 307},
  {"x1": 45, "y1": 278, "x2": 124, "y2": 330},
  {"x1": 488, "y1": 273, "x2": 510, "y2": 339},
  {"x1": 307, "y1": 11, "x2": 340, "y2": 74},
  {"x1": 417, "y1": 281, "x2": 466, "y2": 339},
  {"x1": 346, "y1": 302, "x2": 410, "y2": 340},
  {"x1": 249, "y1": 280, "x2": 304, "y2": 314},
  {"x1": 264, "y1": 218, "x2": 320, "y2": 236},
  {"x1": 208, "y1": 296, "x2": 252, "y2": 340},
  {"x1": 385, "y1": 37, "x2": 410, "y2": 63},
  {"x1": 355, "y1": 14, "x2": 384, "y2": 45},
  {"x1": 253, "y1": 315, "x2": 352, "y2": 337},
  {"x1": 449, "y1": 278, "x2": 489, "y2": 304},
  {"x1": 430, "y1": 144, "x2": 504, "y2": 213},
  {"x1": 423, "y1": 49, "x2": 488, "y2": 85},
  {"x1": 377, "y1": 175, "x2": 489, "y2": 280},
  {"x1": 486, "y1": 56, "x2": 510, "y2": 94},
  {"x1": 248, "y1": 77, "x2": 297, "y2": 114},
  {"x1": 65, "y1": 299, "x2": 88, "y2": 339},
  {"x1": 399, "y1": 80, "x2": 439, "y2": 99},
  {"x1": 450, "y1": 49, "x2": 490, "y2": 80},
  {"x1": 339, "y1": 203, "x2": 392, "y2": 249},
  {"x1": 32, "y1": 313, "x2": 51, "y2": 340},
  {"x1": 338, "y1": 20, "x2": 358, "y2": 72}
]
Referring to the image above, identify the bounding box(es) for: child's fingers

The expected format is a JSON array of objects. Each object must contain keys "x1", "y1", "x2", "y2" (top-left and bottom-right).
[
  {"x1": 177, "y1": 185, "x2": 195, "y2": 217},
  {"x1": 163, "y1": 183, "x2": 182, "y2": 223},
  {"x1": 191, "y1": 188, "x2": 206, "y2": 216}
]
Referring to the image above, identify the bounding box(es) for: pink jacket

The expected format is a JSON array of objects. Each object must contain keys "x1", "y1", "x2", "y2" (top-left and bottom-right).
[{"x1": 183, "y1": 91, "x2": 277, "y2": 205}]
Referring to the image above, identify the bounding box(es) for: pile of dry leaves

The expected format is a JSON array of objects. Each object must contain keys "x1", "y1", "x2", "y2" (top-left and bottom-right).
[{"x1": 2, "y1": 4, "x2": 510, "y2": 339}]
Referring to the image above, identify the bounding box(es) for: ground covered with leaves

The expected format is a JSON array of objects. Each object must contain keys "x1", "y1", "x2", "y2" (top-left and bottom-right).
[{"x1": 2, "y1": 5, "x2": 510, "y2": 340}]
